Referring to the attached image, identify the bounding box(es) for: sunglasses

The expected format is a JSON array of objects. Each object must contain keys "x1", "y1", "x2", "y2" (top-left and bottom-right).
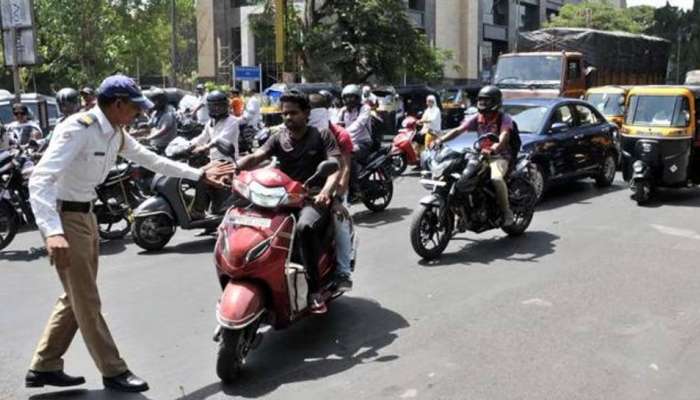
[{"x1": 13, "y1": 112, "x2": 26, "y2": 116}]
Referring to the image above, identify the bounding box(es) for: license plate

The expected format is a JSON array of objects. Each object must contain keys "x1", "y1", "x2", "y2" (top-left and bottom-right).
[{"x1": 231, "y1": 215, "x2": 272, "y2": 228}]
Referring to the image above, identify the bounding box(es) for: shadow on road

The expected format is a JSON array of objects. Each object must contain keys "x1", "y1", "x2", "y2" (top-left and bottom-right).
[
  {"x1": 636, "y1": 187, "x2": 700, "y2": 209},
  {"x1": 28, "y1": 388, "x2": 152, "y2": 400},
  {"x1": 536, "y1": 180, "x2": 625, "y2": 212},
  {"x1": 0, "y1": 246, "x2": 47, "y2": 262},
  {"x1": 418, "y1": 230, "x2": 559, "y2": 267},
  {"x1": 137, "y1": 236, "x2": 217, "y2": 256},
  {"x1": 99, "y1": 237, "x2": 132, "y2": 256},
  {"x1": 353, "y1": 206, "x2": 412, "y2": 227},
  {"x1": 176, "y1": 297, "x2": 408, "y2": 400}
]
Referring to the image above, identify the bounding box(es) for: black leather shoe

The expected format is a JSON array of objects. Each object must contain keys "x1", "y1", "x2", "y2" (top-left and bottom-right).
[
  {"x1": 103, "y1": 370, "x2": 149, "y2": 392},
  {"x1": 25, "y1": 370, "x2": 86, "y2": 388}
]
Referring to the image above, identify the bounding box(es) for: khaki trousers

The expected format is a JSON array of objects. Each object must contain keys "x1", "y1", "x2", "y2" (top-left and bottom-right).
[
  {"x1": 489, "y1": 158, "x2": 511, "y2": 213},
  {"x1": 30, "y1": 211, "x2": 128, "y2": 377}
]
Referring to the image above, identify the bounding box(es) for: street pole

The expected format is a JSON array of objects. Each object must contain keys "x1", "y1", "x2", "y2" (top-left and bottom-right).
[
  {"x1": 170, "y1": 0, "x2": 177, "y2": 87},
  {"x1": 677, "y1": 31, "x2": 682, "y2": 84},
  {"x1": 10, "y1": 27, "x2": 21, "y2": 101}
]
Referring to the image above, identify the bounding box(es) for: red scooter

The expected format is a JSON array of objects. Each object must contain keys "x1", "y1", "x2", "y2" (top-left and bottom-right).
[
  {"x1": 212, "y1": 155, "x2": 356, "y2": 383},
  {"x1": 389, "y1": 116, "x2": 422, "y2": 175}
]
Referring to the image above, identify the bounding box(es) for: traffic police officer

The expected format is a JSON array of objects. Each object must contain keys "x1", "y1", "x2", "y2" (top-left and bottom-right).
[{"x1": 25, "y1": 75, "x2": 227, "y2": 392}]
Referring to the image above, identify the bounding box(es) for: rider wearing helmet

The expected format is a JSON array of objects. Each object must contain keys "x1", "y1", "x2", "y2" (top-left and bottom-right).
[
  {"x1": 79, "y1": 86, "x2": 97, "y2": 111},
  {"x1": 189, "y1": 90, "x2": 239, "y2": 219},
  {"x1": 56, "y1": 88, "x2": 81, "y2": 123},
  {"x1": 432, "y1": 85, "x2": 515, "y2": 226},
  {"x1": 339, "y1": 84, "x2": 373, "y2": 200},
  {"x1": 145, "y1": 87, "x2": 177, "y2": 152}
]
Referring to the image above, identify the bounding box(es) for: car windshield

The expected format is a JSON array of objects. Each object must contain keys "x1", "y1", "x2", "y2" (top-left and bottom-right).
[
  {"x1": 625, "y1": 95, "x2": 690, "y2": 127},
  {"x1": 586, "y1": 93, "x2": 624, "y2": 116},
  {"x1": 503, "y1": 104, "x2": 548, "y2": 134},
  {"x1": 494, "y1": 56, "x2": 562, "y2": 88}
]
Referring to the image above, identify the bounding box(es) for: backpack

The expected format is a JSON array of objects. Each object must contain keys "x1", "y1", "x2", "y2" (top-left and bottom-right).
[{"x1": 497, "y1": 113, "x2": 521, "y2": 160}]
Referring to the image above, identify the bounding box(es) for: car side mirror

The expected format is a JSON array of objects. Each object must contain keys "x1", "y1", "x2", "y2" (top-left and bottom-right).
[
  {"x1": 550, "y1": 122, "x2": 570, "y2": 134},
  {"x1": 618, "y1": 97, "x2": 625, "y2": 107},
  {"x1": 682, "y1": 111, "x2": 691, "y2": 126},
  {"x1": 213, "y1": 138, "x2": 236, "y2": 158}
]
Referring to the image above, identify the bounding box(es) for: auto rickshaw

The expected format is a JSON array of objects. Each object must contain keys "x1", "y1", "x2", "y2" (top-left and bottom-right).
[
  {"x1": 584, "y1": 85, "x2": 631, "y2": 128},
  {"x1": 621, "y1": 85, "x2": 700, "y2": 205}
]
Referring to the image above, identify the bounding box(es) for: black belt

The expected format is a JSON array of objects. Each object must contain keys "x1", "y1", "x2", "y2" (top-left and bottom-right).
[{"x1": 58, "y1": 200, "x2": 93, "y2": 213}]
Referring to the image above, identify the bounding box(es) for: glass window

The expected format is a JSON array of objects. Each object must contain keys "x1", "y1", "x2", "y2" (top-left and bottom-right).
[
  {"x1": 575, "y1": 104, "x2": 601, "y2": 126},
  {"x1": 0, "y1": 104, "x2": 11, "y2": 124},
  {"x1": 503, "y1": 104, "x2": 548, "y2": 134},
  {"x1": 585, "y1": 93, "x2": 624, "y2": 116},
  {"x1": 626, "y1": 95, "x2": 690, "y2": 127},
  {"x1": 494, "y1": 55, "x2": 562, "y2": 87},
  {"x1": 551, "y1": 105, "x2": 574, "y2": 127},
  {"x1": 567, "y1": 61, "x2": 581, "y2": 80}
]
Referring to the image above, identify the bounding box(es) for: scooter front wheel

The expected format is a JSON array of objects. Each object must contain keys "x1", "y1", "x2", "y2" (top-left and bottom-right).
[
  {"x1": 132, "y1": 214, "x2": 175, "y2": 251},
  {"x1": 216, "y1": 321, "x2": 260, "y2": 383},
  {"x1": 389, "y1": 153, "x2": 407, "y2": 176}
]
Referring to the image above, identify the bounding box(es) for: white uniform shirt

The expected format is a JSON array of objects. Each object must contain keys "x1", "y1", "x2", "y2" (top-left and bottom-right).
[
  {"x1": 190, "y1": 115, "x2": 240, "y2": 162},
  {"x1": 29, "y1": 106, "x2": 202, "y2": 237},
  {"x1": 341, "y1": 104, "x2": 373, "y2": 148},
  {"x1": 242, "y1": 96, "x2": 262, "y2": 127}
]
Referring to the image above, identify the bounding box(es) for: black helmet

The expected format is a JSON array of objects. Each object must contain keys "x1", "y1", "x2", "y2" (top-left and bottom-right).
[
  {"x1": 476, "y1": 85, "x2": 502, "y2": 113},
  {"x1": 80, "y1": 86, "x2": 95, "y2": 96},
  {"x1": 148, "y1": 87, "x2": 168, "y2": 109},
  {"x1": 207, "y1": 90, "x2": 229, "y2": 119},
  {"x1": 56, "y1": 87, "x2": 81, "y2": 115}
]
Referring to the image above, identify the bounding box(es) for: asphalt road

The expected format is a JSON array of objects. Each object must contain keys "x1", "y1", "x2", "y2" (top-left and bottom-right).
[{"x1": 3, "y1": 173, "x2": 700, "y2": 400}]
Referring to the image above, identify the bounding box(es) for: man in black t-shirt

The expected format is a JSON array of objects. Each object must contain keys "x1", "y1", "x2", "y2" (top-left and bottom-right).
[{"x1": 236, "y1": 90, "x2": 341, "y2": 314}]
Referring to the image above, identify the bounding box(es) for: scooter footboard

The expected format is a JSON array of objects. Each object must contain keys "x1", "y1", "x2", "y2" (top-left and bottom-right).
[{"x1": 217, "y1": 281, "x2": 266, "y2": 329}]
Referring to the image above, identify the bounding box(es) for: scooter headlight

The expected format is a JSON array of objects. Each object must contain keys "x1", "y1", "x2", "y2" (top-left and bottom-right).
[
  {"x1": 633, "y1": 160, "x2": 645, "y2": 173},
  {"x1": 249, "y1": 181, "x2": 287, "y2": 208}
]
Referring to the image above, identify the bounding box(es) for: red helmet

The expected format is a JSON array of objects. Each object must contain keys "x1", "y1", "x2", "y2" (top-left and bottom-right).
[{"x1": 402, "y1": 116, "x2": 418, "y2": 130}]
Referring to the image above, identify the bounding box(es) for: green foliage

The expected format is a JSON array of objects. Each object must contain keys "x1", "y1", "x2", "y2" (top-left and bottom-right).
[
  {"x1": 29, "y1": 0, "x2": 197, "y2": 91},
  {"x1": 252, "y1": 0, "x2": 450, "y2": 84},
  {"x1": 545, "y1": 0, "x2": 645, "y2": 33}
]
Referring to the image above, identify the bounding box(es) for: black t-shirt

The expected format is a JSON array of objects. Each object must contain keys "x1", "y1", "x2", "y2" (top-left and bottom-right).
[{"x1": 260, "y1": 125, "x2": 340, "y2": 183}]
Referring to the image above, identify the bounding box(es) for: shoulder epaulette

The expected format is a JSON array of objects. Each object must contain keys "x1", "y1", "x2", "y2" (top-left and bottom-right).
[{"x1": 77, "y1": 113, "x2": 97, "y2": 127}]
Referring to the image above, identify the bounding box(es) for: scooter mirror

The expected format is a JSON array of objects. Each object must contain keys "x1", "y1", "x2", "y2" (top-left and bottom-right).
[
  {"x1": 213, "y1": 138, "x2": 236, "y2": 158},
  {"x1": 304, "y1": 159, "x2": 340, "y2": 188}
]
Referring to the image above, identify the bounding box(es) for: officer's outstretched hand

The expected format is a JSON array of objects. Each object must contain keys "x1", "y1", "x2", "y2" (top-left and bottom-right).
[{"x1": 202, "y1": 161, "x2": 235, "y2": 188}]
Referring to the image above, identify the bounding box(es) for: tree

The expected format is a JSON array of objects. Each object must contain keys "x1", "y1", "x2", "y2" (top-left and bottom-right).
[
  {"x1": 545, "y1": 0, "x2": 644, "y2": 33},
  {"x1": 7, "y1": 0, "x2": 198, "y2": 93},
  {"x1": 252, "y1": 0, "x2": 450, "y2": 84}
]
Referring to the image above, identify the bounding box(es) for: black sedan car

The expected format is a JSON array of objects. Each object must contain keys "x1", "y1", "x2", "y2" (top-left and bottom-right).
[
  {"x1": 447, "y1": 98, "x2": 619, "y2": 202},
  {"x1": 509, "y1": 98, "x2": 619, "y2": 201}
]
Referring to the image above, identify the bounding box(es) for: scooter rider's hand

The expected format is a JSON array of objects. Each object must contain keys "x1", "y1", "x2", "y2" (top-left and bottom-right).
[
  {"x1": 430, "y1": 137, "x2": 442, "y2": 149},
  {"x1": 314, "y1": 189, "x2": 333, "y2": 208},
  {"x1": 201, "y1": 161, "x2": 233, "y2": 189}
]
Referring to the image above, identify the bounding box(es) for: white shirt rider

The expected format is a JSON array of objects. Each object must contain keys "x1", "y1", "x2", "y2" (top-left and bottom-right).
[{"x1": 189, "y1": 115, "x2": 240, "y2": 162}]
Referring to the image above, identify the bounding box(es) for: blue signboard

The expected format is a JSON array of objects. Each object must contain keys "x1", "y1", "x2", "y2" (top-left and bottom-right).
[{"x1": 233, "y1": 65, "x2": 262, "y2": 81}]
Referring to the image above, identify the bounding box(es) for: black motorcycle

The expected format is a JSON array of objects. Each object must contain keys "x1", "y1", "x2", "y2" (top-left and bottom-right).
[
  {"x1": 410, "y1": 134, "x2": 537, "y2": 260},
  {"x1": 0, "y1": 146, "x2": 35, "y2": 250},
  {"x1": 351, "y1": 146, "x2": 395, "y2": 212},
  {"x1": 94, "y1": 161, "x2": 146, "y2": 240}
]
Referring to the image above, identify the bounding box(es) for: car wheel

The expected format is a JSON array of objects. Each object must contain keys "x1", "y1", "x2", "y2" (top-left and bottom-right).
[
  {"x1": 595, "y1": 154, "x2": 616, "y2": 187},
  {"x1": 529, "y1": 163, "x2": 546, "y2": 204}
]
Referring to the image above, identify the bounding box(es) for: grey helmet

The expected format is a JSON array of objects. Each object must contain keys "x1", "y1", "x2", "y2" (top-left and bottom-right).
[
  {"x1": 56, "y1": 87, "x2": 81, "y2": 116},
  {"x1": 341, "y1": 84, "x2": 362, "y2": 99},
  {"x1": 476, "y1": 85, "x2": 503, "y2": 113}
]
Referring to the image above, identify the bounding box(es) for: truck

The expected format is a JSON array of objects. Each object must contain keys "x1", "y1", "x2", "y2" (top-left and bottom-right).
[{"x1": 494, "y1": 28, "x2": 670, "y2": 99}]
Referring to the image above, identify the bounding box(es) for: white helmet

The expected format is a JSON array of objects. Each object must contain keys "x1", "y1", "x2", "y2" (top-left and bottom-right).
[{"x1": 342, "y1": 84, "x2": 362, "y2": 98}]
